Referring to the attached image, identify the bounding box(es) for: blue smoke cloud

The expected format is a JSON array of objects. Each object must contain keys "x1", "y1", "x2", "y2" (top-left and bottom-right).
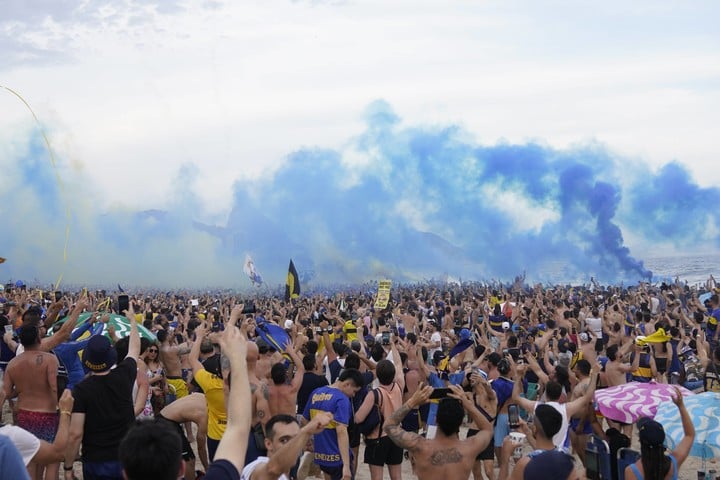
[{"x1": 1, "y1": 99, "x2": 718, "y2": 288}]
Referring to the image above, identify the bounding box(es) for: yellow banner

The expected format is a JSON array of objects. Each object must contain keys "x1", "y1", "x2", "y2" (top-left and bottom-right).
[{"x1": 374, "y1": 279, "x2": 392, "y2": 309}]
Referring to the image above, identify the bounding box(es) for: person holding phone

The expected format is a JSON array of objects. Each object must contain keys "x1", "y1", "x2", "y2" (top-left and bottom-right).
[
  {"x1": 383, "y1": 383, "x2": 493, "y2": 480},
  {"x1": 63, "y1": 303, "x2": 141, "y2": 480},
  {"x1": 511, "y1": 362, "x2": 600, "y2": 451}
]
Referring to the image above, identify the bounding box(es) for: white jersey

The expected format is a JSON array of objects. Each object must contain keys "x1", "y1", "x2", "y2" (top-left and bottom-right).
[
  {"x1": 534, "y1": 402, "x2": 569, "y2": 450},
  {"x1": 0, "y1": 424, "x2": 41, "y2": 466},
  {"x1": 241, "y1": 456, "x2": 290, "y2": 480}
]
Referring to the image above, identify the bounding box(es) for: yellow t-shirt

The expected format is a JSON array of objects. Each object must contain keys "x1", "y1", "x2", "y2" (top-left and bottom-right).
[
  {"x1": 194, "y1": 369, "x2": 227, "y2": 440},
  {"x1": 343, "y1": 320, "x2": 359, "y2": 342}
]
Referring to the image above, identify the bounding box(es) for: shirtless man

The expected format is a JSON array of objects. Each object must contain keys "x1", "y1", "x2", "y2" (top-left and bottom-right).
[
  {"x1": 157, "y1": 393, "x2": 209, "y2": 480},
  {"x1": 241, "y1": 311, "x2": 271, "y2": 466},
  {"x1": 568, "y1": 360, "x2": 594, "y2": 464},
  {"x1": 2, "y1": 324, "x2": 60, "y2": 480},
  {"x1": 384, "y1": 384, "x2": 493, "y2": 480},
  {"x1": 158, "y1": 328, "x2": 192, "y2": 400},
  {"x1": 267, "y1": 345, "x2": 305, "y2": 417},
  {"x1": 603, "y1": 343, "x2": 641, "y2": 436}
]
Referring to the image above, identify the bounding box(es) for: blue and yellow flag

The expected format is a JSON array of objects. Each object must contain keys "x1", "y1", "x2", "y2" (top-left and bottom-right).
[{"x1": 285, "y1": 259, "x2": 300, "y2": 301}]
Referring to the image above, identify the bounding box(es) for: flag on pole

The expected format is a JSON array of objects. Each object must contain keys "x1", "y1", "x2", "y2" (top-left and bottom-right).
[
  {"x1": 285, "y1": 260, "x2": 300, "y2": 301},
  {"x1": 243, "y1": 254, "x2": 263, "y2": 285},
  {"x1": 118, "y1": 284, "x2": 125, "y2": 293}
]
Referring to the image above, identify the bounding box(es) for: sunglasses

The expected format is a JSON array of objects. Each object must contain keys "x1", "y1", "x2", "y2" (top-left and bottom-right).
[{"x1": 148, "y1": 348, "x2": 158, "y2": 353}]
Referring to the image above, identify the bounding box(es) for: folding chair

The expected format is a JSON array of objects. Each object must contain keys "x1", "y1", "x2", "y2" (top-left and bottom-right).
[
  {"x1": 616, "y1": 448, "x2": 640, "y2": 480},
  {"x1": 585, "y1": 434, "x2": 612, "y2": 480}
]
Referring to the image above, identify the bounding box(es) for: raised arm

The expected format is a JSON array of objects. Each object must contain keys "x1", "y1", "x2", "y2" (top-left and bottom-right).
[
  {"x1": 448, "y1": 384, "x2": 493, "y2": 451},
  {"x1": 250, "y1": 412, "x2": 333, "y2": 480},
  {"x1": 124, "y1": 303, "x2": 141, "y2": 361},
  {"x1": 213, "y1": 322, "x2": 251, "y2": 473},
  {"x1": 189, "y1": 322, "x2": 207, "y2": 375},
  {"x1": 285, "y1": 345, "x2": 305, "y2": 393},
  {"x1": 383, "y1": 384, "x2": 432, "y2": 453},
  {"x1": 565, "y1": 363, "x2": 600, "y2": 418},
  {"x1": 669, "y1": 386, "x2": 695, "y2": 466},
  {"x1": 43, "y1": 296, "x2": 87, "y2": 352},
  {"x1": 510, "y1": 365, "x2": 536, "y2": 413}
]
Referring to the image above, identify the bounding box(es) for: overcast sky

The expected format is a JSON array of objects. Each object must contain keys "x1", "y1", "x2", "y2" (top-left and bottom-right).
[
  {"x1": 1, "y1": 0, "x2": 719, "y2": 286},
  {"x1": 2, "y1": 0, "x2": 718, "y2": 214}
]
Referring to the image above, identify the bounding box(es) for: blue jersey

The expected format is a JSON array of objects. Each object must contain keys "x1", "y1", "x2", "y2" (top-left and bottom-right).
[{"x1": 302, "y1": 386, "x2": 352, "y2": 467}]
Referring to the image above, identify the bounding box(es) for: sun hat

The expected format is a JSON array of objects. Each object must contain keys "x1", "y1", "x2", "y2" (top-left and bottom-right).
[{"x1": 82, "y1": 335, "x2": 117, "y2": 373}]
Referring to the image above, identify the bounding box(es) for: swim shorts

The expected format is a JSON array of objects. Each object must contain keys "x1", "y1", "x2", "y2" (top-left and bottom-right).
[{"x1": 16, "y1": 409, "x2": 59, "y2": 442}]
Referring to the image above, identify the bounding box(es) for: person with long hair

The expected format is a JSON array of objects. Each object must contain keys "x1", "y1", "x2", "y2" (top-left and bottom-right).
[{"x1": 625, "y1": 387, "x2": 695, "y2": 480}]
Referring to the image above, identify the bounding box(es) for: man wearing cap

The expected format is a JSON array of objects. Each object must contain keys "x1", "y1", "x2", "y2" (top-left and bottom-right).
[{"x1": 64, "y1": 306, "x2": 141, "y2": 480}]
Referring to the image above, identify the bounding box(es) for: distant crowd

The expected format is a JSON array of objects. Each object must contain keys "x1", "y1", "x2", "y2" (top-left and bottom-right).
[{"x1": 1, "y1": 275, "x2": 719, "y2": 480}]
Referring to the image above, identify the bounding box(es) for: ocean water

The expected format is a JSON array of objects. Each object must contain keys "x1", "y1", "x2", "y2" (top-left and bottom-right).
[
  {"x1": 643, "y1": 254, "x2": 720, "y2": 287},
  {"x1": 531, "y1": 254, "x2": 720, "y2": 288}
]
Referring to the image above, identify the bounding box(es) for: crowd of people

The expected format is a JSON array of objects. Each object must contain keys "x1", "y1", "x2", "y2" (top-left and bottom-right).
[{"x1": 0, "y1": 276, "x2": 718, "y2": 480}]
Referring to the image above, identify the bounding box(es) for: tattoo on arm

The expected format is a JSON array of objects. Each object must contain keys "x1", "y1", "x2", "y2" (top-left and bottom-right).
[
  {"x1": 220, "y1": 354, "x2": 230, "y2": 372},
  {"x1": 261, "y1": 383, "x2": 269, "y2": 400},
  {"x1": 384, "y1": 424, "x2": 423, "y2": 452},
  {"x1": 389, "y1": 404, "x2": 411, "y2": 424},
  {"x1": 177, "y1": 346, "x2": 192, "y2": 356}
]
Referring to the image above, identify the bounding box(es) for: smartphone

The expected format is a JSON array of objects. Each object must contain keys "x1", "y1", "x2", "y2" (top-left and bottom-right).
[
  {"x1": 54, "y1": 291, "x2": 62, "y2": 302},
  {"x1": 382, "y1": 331, "x2": 391, "y2": 346},
  {"x1": 118, "y1": 295, "x2": 130, "y2": 314},
  {"x1": 4, "y1": 325, "x2": 13, "y2": 335},
  {"x1": 508, "y1": 403, "x2": 520, "y2": 429},
  {"x1": 429, "y1": 388, "x2": 451, "y2": 399}
]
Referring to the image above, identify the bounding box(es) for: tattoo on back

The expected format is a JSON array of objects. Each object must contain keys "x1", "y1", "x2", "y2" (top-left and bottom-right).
[
  {"x1": 35, "y1": 354, "x2": 44, "y2": 366},
  {"x1": 430, "y1": 448, "x2": 462, "y2": 466}
]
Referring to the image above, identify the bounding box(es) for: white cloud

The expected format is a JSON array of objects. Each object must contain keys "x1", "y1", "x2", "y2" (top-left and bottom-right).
[{"x1": 1, "y1": 0, "x2": 718, "y2": 222}]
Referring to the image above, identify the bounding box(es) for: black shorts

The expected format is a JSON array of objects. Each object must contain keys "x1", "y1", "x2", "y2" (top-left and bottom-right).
[
  {"x1": 364, "y1": 436, "x2": 404, "y2": 466},
  {"x1": 655, "y1": 357, "x2": 667, "y2": 374},
  {"x1": 320, "y1": 464, "x2": 351, "y2": 480},
  {"x1": 156, "y1": 415, "x2": 195, "y2": 461},
  {"x1": 467, "y1": 429, "x2": 494, "y2": 461},
  {"x1": 349, "y1": 423, "x2": 361, "y2": 449}
]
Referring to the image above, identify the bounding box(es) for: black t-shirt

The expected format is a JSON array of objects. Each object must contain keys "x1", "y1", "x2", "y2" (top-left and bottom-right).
[
  {"x1": 297, "y1": 372, "x2": 329, "y2": 415},
  {"x1": 72, "y1": 357, "x2": 137, "y2": 462},
  {"x1": 204, "y1": 459, "x2": 239, "y2": 480}
]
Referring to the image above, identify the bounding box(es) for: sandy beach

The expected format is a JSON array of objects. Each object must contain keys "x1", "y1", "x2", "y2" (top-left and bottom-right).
[{"x1": 1, "y1": 402, "x2": 713, "y2": 479}]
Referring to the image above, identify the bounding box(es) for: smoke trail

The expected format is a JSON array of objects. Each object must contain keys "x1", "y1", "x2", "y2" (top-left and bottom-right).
[{"x1": 1, "y1": 100, "x2": 718, "y2": 287}]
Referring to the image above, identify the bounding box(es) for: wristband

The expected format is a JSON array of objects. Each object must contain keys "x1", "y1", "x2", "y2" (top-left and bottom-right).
[
  {"x1": 61, "y1": 410, "x2": 72, "y2": 416},
  {"x1": 64, "y1": 464, "x2": 74, "y2": 471}
]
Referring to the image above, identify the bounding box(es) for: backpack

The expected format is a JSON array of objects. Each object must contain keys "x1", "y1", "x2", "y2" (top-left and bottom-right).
[{"x1": 358, "y1": 388, "x2": 384, "y2": 437}]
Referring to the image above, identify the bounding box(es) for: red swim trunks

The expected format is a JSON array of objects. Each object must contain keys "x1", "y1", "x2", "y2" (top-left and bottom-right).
[{"x1": 16, "y1": 409, "x2": 59, "y2": 442}]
